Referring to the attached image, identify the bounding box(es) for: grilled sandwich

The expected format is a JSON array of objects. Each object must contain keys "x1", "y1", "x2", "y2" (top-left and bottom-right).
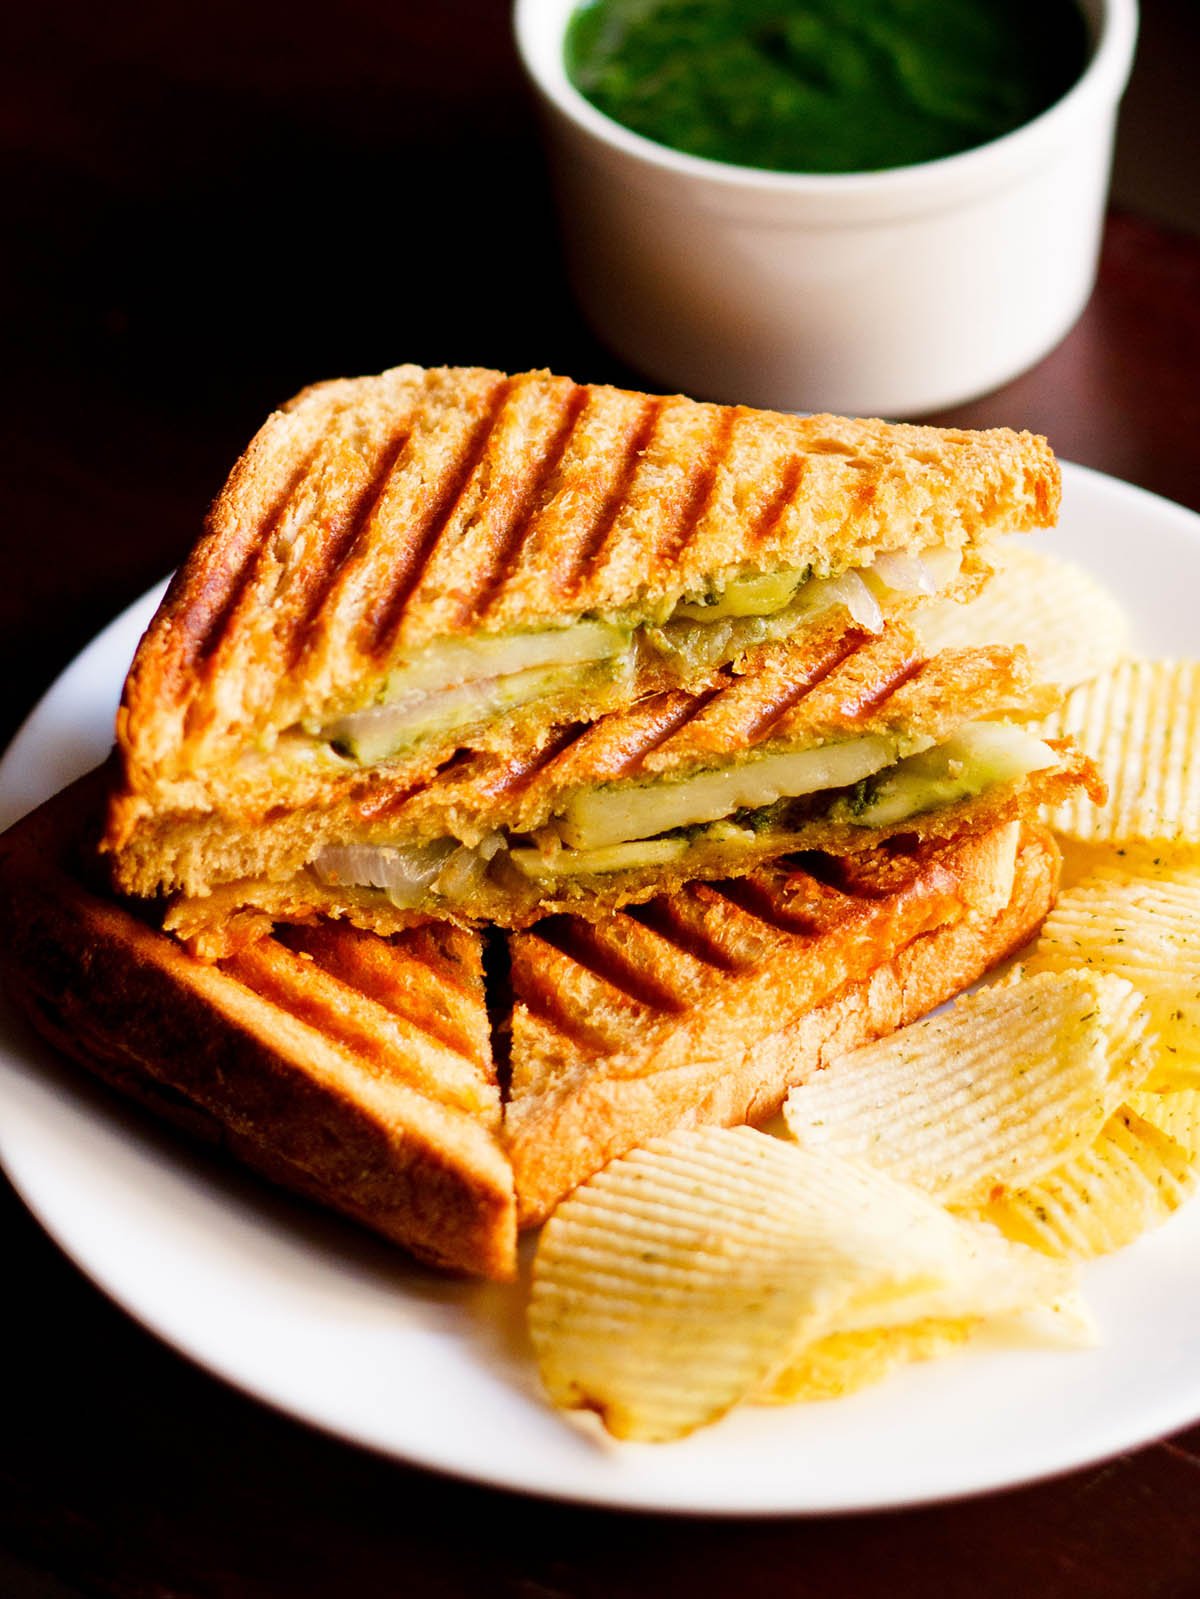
[
  {"x1": 104, "y1": 365, "x2": 1060, "y2": 907},
  {"x1": 154, "y1": 615, "x2": 1096, "y2": 952},
  {"x1": 1, "y1": 774, "x2": 1058, "y2": 1277}
]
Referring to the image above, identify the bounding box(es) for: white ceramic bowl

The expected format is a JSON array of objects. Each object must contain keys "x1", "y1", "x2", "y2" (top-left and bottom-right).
[{"x1": 514, "y1": 0, "x2": 1138, "y2": 416}]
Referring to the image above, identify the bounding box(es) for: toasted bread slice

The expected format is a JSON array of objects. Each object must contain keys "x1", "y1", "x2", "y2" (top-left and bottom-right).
[
  {"x1": 0, "y1": 774, "x2": 516, "y2": 1280},
  {"x1": 505, "y1": 819, "x2": 1059, "y2": 1224},
  {"x1": 105, "y1": 366, "x2": 1058, "y2": 891},
  {"x1": 148, "y1": 620, "x2": 1094, "y2": 951}
]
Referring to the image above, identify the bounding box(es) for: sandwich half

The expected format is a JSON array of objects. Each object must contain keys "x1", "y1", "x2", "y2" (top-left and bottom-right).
[
  {"x1": 155, "y1": 615, "x2": 1097, "y2": 952},
  {"x1": 0, "y1": 773, "x2": 516, "y2": 1279},
  {"x1": 104, "y1": 365, "x2": 1060, "y2": 904},
  {"x1": 2, "y1": 774, "x2": 1057, "y2": 1276}
]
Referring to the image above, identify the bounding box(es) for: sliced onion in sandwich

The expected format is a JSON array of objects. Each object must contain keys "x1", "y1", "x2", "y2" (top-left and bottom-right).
[
  {"x1": 799, "y1": 570, "x2": 885, "y2": 633},
  {"x1": 871, "y1": 551, "x2": 938, "y2": 596},
  {"x1": 314, "y1": 839, "x2": 458, "y2": 906}
]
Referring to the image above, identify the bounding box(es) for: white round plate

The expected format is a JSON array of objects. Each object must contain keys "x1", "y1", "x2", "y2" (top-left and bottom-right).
[{"x1": 2, "y1": 462, "x2": 1199, "y2": 1516}]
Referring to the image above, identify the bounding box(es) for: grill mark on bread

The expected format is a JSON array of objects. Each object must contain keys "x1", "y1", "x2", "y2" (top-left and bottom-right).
[
  {"x1": 737, "y1": 629, "x2": 874, "y2": 744},
  {"x1": 488, "y1": 721, "x2": 613, "y2": 810},
  {"x1": 354, "y1": 725, "x2": 587, "y2": 830},
  {"x1": 709, "y1": 875, "x2": 843, "y2": 938},
  {"x1": 351, "y1": 775, "x2": 435, "y2": 825},
  {"x1": 617, "y1": 691, "x2": 717, "y2": 761},
  {"x1": 366, "y1": 376, "x2": 514, "y2": 656},
  {"x1": 746, "y1": 454, "x2": 807, "y2": 550},
  {"x1": 469, "y1": 383, "x2": 590, "y2": 624},
  {"x1": 523, "y1": 719, "x2": 599, "y2": 770},
  {"x1": 221, "y1": 937, "x2": 489, "y2": 1115},
  {"x1": 510, "y1": 929, "x2": 649, "y2": 1054},
  {"x1": 561, "y1": 395, "x2": 664, "y2": 586},
  {"x1": 622, "y1": 683, "x2": 731, "y2": 772},
  {"x1": 622, "y1": 898, "x2": 749, "y2": 973},
  {"x1": 196, "y1": 388, "x2": 410, "y2": 689},
  {"x1": 764, "y1": 624, "x2": 928, "y2": 747},
  {"x1": 189, "y1": 449, "x2": 321, "y2": 668},
  {"x1": 653, "y1": 405, "x2": 739, "y2": 567},
  {"x1": 508, "y1": 972, "x2": 619, "y2": 1058},
  {"x1": 841, "y1": 651, "x2": 927, "y2": 721},
  {"x1": 640, "y1": 629, "x2": 871, "y2": 770},
  {"x1": 287, "y1": 424, "x2": 415, "y2": 667},
  {"x1": 527, "y1": 689, "x2": 721, "y2": 799},
  {"x1": 274, "y1": 922, "x2": 485, "y2": 1065},
  {"x1": 529, "y1": 918, "x2": 690, "y2": 1015}
]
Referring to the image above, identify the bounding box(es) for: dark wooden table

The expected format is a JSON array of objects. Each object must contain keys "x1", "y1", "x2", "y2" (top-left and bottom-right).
[{"x1": 4, "y1": 4, "x2": 1200, "y2": 1595}]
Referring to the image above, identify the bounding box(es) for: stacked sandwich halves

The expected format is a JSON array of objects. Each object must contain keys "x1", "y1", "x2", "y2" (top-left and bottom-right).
[
  {"x1": 0, "y1": 366, "x2": 1100, "y2": 1278},
  {"x1": 103, "y1": 365, "x2": 1087, "y2": 949}
]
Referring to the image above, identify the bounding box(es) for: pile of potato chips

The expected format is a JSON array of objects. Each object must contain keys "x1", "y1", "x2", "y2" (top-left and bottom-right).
[{"x1": 528, "y1": 544, "x2": 1200, "y2": 1442}]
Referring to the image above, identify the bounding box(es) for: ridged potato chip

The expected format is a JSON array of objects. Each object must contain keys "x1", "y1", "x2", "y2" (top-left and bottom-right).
[
  {"x1": 1128, "y1": 1087, "x2": 1200, "y2": 1155},
  {"x1": 529, "y1": 1127, "x2": 1076, "y2": 1441},
  {"x1": 754, "y1": 1319, "x2": 975, "y2": 1404},
  {"x1": 1042, "y1": 659, "x2": 1200, "y2": 845},
  {"x1": 828, "y1": 1209, "x2": 1078, "y2": 1336},
  {"x1": 1025, "y1": 867, "x2": 1200, "y2": 1087},
  {"x1": 978, "y1": 1104, "x2": 1197, "y2": 1260},
  {"x1": 1058, "y1": 839, "x2": 1200, "y2": 891},
  {"x1": 782, "y1": 971, "x2": 1153, "y2": 1205},
  {"x1": 529, "y1": 1129, "x2": 893, "y2": 1442},
  {"x1": 918, "y1": 544, "x2": 1129, "y2": 690}
]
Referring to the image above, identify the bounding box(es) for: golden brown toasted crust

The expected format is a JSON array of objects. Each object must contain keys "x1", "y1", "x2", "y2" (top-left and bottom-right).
[
  {"x1": 0, "y1": 774, "x2": 516, "y2": 1280},
  {"x1": 107, "y1": 365, "x2": 1058, "y2": 867},
  {"x1": 504, "y1": 820, "x2": 1058, "y2": 1225},
  {"x1": 110, "y1": 615, "x2": 1062, "y2": 903}
]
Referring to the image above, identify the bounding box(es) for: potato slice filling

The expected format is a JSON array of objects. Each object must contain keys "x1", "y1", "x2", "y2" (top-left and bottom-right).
[
  {"x1": 312, "y1": 722, "x2": 1056, "y2": 906},
  {"x1": 558, "y1": 734, "x2": 918, "y2": 851}
]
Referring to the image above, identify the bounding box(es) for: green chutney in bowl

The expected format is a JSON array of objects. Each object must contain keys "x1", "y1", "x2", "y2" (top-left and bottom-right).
[{"x1": 564, "y1": 0, "x2": 1090, "y2": 174}]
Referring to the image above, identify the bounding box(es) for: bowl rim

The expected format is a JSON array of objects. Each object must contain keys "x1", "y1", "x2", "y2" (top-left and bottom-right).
[{"x1": 513, "y1": 0, "x2": 1138, "y2": 199}]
